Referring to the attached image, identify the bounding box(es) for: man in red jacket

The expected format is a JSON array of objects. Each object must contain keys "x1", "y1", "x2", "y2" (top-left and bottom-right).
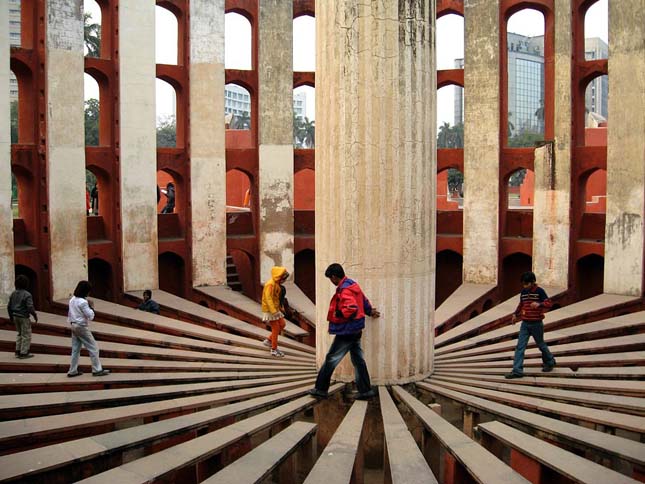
[{"x1": 309, "y1": 263, "x2": 380, "y2": 400}]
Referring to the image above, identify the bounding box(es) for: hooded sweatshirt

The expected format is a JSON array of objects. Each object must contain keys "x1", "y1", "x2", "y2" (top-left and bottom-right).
[
  {"x1": 327, "y1": 277, "x2": 373, "y2": 335},
  {"x1": 261, "y1": 266, "x2": 287, "y2": 320}
]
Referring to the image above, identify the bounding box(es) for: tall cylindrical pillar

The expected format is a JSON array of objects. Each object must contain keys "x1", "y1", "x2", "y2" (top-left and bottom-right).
[{"x1": 316, "y1": 0, "x2": 436, "y2": 384}]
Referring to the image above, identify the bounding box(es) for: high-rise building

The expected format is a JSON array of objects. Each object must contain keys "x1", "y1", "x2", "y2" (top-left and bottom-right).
[
  {"x1": 224, "y1": 85, "x2": 307, "y2": 120},
  {"x1": 293, "y1": 91, "x2": 307, "y2": 119}
]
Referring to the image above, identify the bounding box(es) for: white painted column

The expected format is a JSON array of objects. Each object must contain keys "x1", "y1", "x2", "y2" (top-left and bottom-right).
[
  {"x1": 316, "y1": 1, "x2": 435, "y2": 384},
  {"x1": 46, "y1": 0, "x2": 87, "y2": 300},
  {"x1": 463, "y1": 0, "x2": 500, "y2": 285},
  {"x1": 189, "y1": 0, "x2": 227, "y2": 287},
  {"x1": 0, "y1": 2, "x2": 13, "y2": 305},
  {"x1": 604, "y1": 1, "x2": 645, "y2": 296},
  {"x1": 531, "y1": 0, "x2": 572, "y2": 289},
  {"x1": 119, "y1": 0, "x2": 158, "y2": 291},
  {"x1": 257, "y1": 0, "x2": 294, "y2": 283}
]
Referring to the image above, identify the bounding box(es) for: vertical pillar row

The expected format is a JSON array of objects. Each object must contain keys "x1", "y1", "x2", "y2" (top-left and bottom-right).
[
  {"x1": 604, "y1": 1, "x2": 645, "y2": 296},
  {"x1": 46, "y1": 0, "x2": 87, "y2": 300},
  {"x1": 189, "y1": 0, "x2": 227, "y2": 287},
  {"x1": 257, "y1": 0, "x2": 294, "y2": 283},
  {"x1": 316, "y1": 0, "x2": 436, "y2": 384},
  {"x1": 531, "y1": 0, "x2": 572, "y2": 289},
  {"x1": 463, "y1": 0, "x2": 500, "y2": 285},
  {"x1": 0, "y1": 1, "x2": 13, "y2": 305},
  {"x1": 119, "y1": 0, "x2": 158, "y2": 292}
]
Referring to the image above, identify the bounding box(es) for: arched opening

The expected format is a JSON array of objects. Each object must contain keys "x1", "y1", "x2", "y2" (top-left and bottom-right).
[
  {"x1": 226, "y1": 170, "x2": 253, "y2": 236},
  {"x1": 88, "y1": 258, "x2": 114, "y2": 301},
  {"x1": 157, "y1": 170, "x2": 178, "y2": 214},
  {"x1": 435, "y1": 250, "x2": 463, "y2": 307},
  {"x1": 9, "y1": 69, "x2": 18, "y2": 143},
  {"x1": 295, "y1": 249, "x2": 315, "y2": 303},
  {"x1": 506, "y1": 9, "x2": 545, "y2": 147},
  {"x1": 225, "y1": 12, "x2": 252, "y2": 70},
  {"x1": 85, "y1": 168, "x2": 97, "y2": 216},
  {"x1": 158, "y1": 252, "x2": 185, "y2": 297},
  {"x1": 583, "y1": 169, "x2": 606, "y2": 214},
  {"x1": 584, "y1": 0, "x2": 608, "y2": 61},
  {"x1": 156, "y1": 78, "x2": 177, "y2": 148},
  {"x1": 8, "y1": 0, "x2": 22, "y2": 48},
  {"x1": 10, "y1": 59, "x2": 35, "y2": 143},
  {"x1": 293, "y1": 15, "x2": 315, "y2": 72},
  {"x1": 507, "y1": 168, "x2": 534, "y2": 210},
  {"x1": 437, "y1": 168, "x2": 463, "y2": 212},
  {"x1": 11, "y1": 173, "x2": 19, "y2": 219},
  {"x1": 15, "y1": 265, "x2": 38, "y2": 309},
  {"x1": 225, "y1": 83, "x2": 252, "y2": 131},
  {"x1": 229, "y1": 249, "x2": 256, "y2": 299},
  {"x1": 584, "y1": 75, "x2": 609, "y2": 146},
  {"x1": 293, "y1": 85, "x2": 315, "y2": 148},
  {"x1": 294, "y1": 169, "x2": 315, "y2": 210},
  {"x1": 436, "y1": 14, "x2": 464, "y2": 71},
  {"x1": 576, "y1": 254, "x2": 604, "y2": 300},
  {"x1": 501, "y1": 252, "x2": 532, "y2": 301},
  {"x1": 437, "y1": 86, "x2": 464, "y2": 148},
  {"x1": 83, "y1": 0, "x2": 102, "y2": 58},
  {"x1": 10, "y1": 168, "x2": 33, "y2": 246},
  {"x1": 84, "y1": 73, "x2": 100, "y2": 146},
  {"x1": 155, "y1": 5, "x2": 179, "y2": 65}
]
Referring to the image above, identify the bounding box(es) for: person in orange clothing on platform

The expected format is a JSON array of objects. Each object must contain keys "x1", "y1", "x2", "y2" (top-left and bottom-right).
[{"x1": 261, "y1": 266, "x2": 290, "y2": 357}]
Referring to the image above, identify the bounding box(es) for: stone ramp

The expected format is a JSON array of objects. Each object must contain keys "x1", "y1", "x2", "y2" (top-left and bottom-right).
[{"x1": 434, "y1": 283, "x2": 495, "y2": 333}]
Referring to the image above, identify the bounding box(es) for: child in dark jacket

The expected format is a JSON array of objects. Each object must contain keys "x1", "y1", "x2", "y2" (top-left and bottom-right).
[{"x1": 505, "y1": 271, "x2": 556, "y2": 379}]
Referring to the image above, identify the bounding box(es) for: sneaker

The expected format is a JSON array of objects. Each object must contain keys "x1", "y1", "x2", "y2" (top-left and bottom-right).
[
  {"x1": 262, "y1": 338, "x2": 271, "y2": 347},
  {"x1": 308, "y1": 388, "x2": 329, "y2": 399},
  {"x1": 504, "y1": 372, "x2": 523, "y2": 379},
  {"x1": 17, "y1": 353, "x2": 34, "y2": 359},
  {"x1": 271, "y1": 349, "x2": 285, "y2": 358},
  {"x1": 67, "y1": 371, "x2": 83, "y2": 378},
  {"x1": 355, "y1": 388, "x2": 378, "y2": 400},
  {"x1": 92, "y1": 369, "x2": 111, "y2": 377},
  {"x1": 542, "y1": 360, "x2": 556, "y2": 372}
]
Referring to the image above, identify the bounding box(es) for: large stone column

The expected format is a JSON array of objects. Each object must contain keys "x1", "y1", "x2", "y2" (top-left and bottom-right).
[
  {"x1": 0, "y1": 1, "x2": 13, "y2": 305},
  {"x1": 46, "y1": 0, "x2": 88, "y2": 300},
  {"x1": 189, "y1": 0, "x2": 227, "y2": 287},
  {"x1": 531, "y1": 0, "x2": 572, "y2": 289},
  {"x1": 119, "y1": 0, "x2": 158, "y2": 291},
  {"x1": 463, "y1": 0, "x2": 499, "y2": 285},
  {"x1": 604, "y1": 1, "x2": 645, "y2": 296},
  {"x1": 257, "y1": 0, "x2": 294, "y2": 283},
  {"x1": 316, "y1": 0, "x2": 436, "y2": 384}
]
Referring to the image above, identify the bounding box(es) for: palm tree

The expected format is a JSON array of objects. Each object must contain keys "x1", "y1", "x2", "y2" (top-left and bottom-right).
[
  {"x1": 300, "y1": 117, "x2": 315, "y2": 148},
  {"x1": 84, "y1": 13, "x2": 101, "y2": 58},
  {"x1": 437, "y1": 122, "x2": 452, "y2": 148},
  {"x1": 293, "y1": 114, "x2": 304, "y2": 146}
]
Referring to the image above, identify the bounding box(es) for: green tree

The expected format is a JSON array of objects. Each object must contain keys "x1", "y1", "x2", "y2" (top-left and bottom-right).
[
  {"x1": 508, "y1": 130, "x2": 543, "y2": 148},
  {"x1": 156, "y1": 116, "x2": 177, "y2": 147},
  {"x1": 447, "y1": 168, "x2": 464, "y2": 195},
  {"x1": 84, "y1": 98, "x2": 100, "y2": 146},
  {"x1": 10, "y1": 100, "x2": 18, "y2": 144},
  {"x1": 293, "y1": 114, "x2": 303, "y2": 146},
  {"x1": 84, "y1": 13, "x2": 101, "y2": 58},
  {"x1": 437, "y1": 122, "x2": 464, "y2": 149},
  {"x1": 298, "y1": 117, "x2": 315, "y2": 148}
]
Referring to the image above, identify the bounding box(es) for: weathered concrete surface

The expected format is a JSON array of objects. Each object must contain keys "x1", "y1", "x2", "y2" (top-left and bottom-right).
[
  {"x1": 532, "y1": 0, "x2": 571, "y2": 289},
  {"x1": 46, "y1": 0, "x2": 88, "y2": 300},
  {"x1": 0, "y1": 2, "x2": 14, "y2": 306},
  {"x1": 119, "y1": 0, "x2": 158, "y2": 291},
  {"x1": 189, "y1": 0, "x2": 227, "y2": 287},
  {"x1": 316, "y1": 1, "x2": 435, "y2": 384},
  {"x1": 604, "y1": 1, "x2": 645, "y2": 296},
  {"x1": 258, "y1": 0, "x2": 294, "y2": 282},
  {"x1": 463, "y1": 0, "x2": 499, "y2": 285}
]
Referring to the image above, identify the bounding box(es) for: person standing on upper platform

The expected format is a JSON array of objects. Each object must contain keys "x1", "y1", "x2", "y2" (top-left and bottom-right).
[{"x1": 505, "y1": 271, "x2": 556, "y2": 379}]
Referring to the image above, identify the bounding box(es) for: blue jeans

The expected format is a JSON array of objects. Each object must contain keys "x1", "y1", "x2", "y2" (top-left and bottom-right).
[
  {"x1": 511, "y1": 321, "x2": 555, "y2": 375},
  {"x1": 314, "y1": 333, "x2": 372, "y2": 394}
]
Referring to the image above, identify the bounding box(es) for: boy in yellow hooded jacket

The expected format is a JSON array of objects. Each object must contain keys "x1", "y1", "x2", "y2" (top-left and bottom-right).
[{"x1": 262, "y1": 266, "x2": 289, "y2": 357}]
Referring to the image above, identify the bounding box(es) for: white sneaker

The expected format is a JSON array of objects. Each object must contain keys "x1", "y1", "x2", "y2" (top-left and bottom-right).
[
  {"x1": 271, "y1": 349, "x2": 285, "y2": 358},
  {"x1": 262, "y1": 339, "x2": 271, "y2": 347}
]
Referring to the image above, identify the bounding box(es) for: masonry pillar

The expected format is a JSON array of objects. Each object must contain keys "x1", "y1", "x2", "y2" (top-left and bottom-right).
[
  {"x1": 46, "y1": 0, "x2": 88, "y2": 300},
  {"x1": 0, "y1": 2, "x2": 13, "y2": 305},
  {"x1": 257, "y1": 0, "x2": 294, "y2": 283},
  {"x1": 531, "y1": 0, "x2": 571, "y2": 289},
  {"x1": 189, "y1": 0, "x2": 227, "y2": 287},
  {"x1": 463, "y1": 0, "x2": 499, "y2": 285},
  {"x1": 316, "y1": 0, "x2": 436, "y2": 384},
  {"x1": 119, "y1": 0, "x2": 158, "y2": 291},
  {"x1": 604, "y1": 1, "x2": 645, "y2": 296}
]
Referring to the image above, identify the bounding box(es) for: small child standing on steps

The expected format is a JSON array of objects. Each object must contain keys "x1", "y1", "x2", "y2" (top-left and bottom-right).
[
  {"x1": 505, "y1": 271, "x2": 556, "y2": 379},
  {"x1": 261, "y1": 267, "x2": 290, "y2": 357},
  {"x1": 8, "y1": 275, "x2": 38, "y2": 359}
]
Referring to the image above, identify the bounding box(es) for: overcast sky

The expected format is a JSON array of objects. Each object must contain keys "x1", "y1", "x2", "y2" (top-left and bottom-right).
[{"x1": 84, "y1": 1, "x2": 608, "y2": 131}]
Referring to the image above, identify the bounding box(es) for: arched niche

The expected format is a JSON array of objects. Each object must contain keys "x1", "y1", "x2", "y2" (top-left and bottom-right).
[
  {"x1": 225, "y1": 83, "x2": 252, "y2": 131},
  {"x1": 293, "y1": 15, "x2": 315, "y2": 72},
  {"x1": 158, "y1": 252, "x2": 185, "y2": 297},
  {"x1": 576, "y1": 254, "x2": 604, "y2": 300},
  {"x1": 157, "y1": 170, "x2": 178, "y2": 214},
  {"x1": 83, "y1": 0, "x2": 102, "y2": 58},
  {"x1": 435, "y1": 249, "x2": 463, "y2": 307},
  {"x1": 10, "y1": 173, "x2": 19, "y2": 219},
  {"x1": 156, "y1": 78, "x2": 178, "y2": 148},
  {"x1": 437, "y1": 168, "x2": 463, "y2": 212},
  {"x1": 294, "y1": 168, "x2": 315, "y2": 210},
  {"x1": 229, "y1": 249, "x2": 256, "y2": 299},
  {"x1": 225, "y1": 12, "x2": 252, "y2": 70},
  {"x1": 436, "y1": 13, "x2": 464, "y2": 71},
  {"x1": 88, "y1": 258, "x2": 114, "y2": 301},
  {"x1": 9, "y1": 69, "x2": 18, "y2": 143},
  {"x1": 293, "y1": 85, "x2": 315, "y2": 148},
  {"x1": 437, "y1": 85, "x2": 464, "y2": 148},
  {"x1": 84, "y1": 73, "x2": 100, "y2": 146},
  {"x1": 501, "y1": 252, "x2": 532, "y2": 301},
  {"x1": 507, "y1": 168, "x2": 534, "y2": 210},
  {"x1": 583, "y1": 169, "x2": 606, "y2": 214},
  {"x1": 15, "y1": 264, "x2": 39, "y2": 308},
  {"x1": 155, "y1": 5, "x2": 179, "y2": 65},
  {"x1": 584, "y1": 0, "x2": 608, "y2": 60},
  {"x1": 506, "y1": 8, "x2": 546, "y2": 147},
  {"x1": 295, "y1": 249, "x2": 315, "y2": 303},
  {"x1": 584, "y1": 75, "x2": 608, "y2": 146}
]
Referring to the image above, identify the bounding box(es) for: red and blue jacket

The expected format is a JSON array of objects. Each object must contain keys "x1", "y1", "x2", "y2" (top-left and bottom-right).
[
  {"x1": 514, "y1": 284, "x2": 552, "y2": 322},
  {"x1": 327, "y1": 277, "x2": 373, "y2": 335}
]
